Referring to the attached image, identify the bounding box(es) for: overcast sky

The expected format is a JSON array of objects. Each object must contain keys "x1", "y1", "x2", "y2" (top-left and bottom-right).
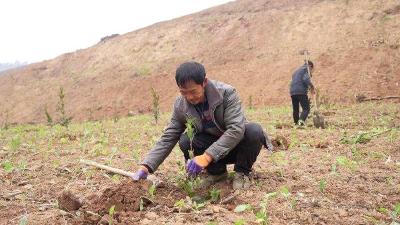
[{"x1": 0, "y1": 0, "x2": 232, "y2": 63}]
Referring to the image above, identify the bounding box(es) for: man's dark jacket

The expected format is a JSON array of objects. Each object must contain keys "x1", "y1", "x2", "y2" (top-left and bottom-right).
[{"x1": 290, "y1": 64, "x2": 313, "y2": 96}]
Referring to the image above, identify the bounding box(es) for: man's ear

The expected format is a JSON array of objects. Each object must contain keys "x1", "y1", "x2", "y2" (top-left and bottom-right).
[{"x1": 203, "y1": 77, "x2": 208, "y2": 87}]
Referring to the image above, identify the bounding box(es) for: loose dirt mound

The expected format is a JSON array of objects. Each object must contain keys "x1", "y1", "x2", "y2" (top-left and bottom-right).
[
  {"x1": 71, "y1": 179, "x2": 187, "y2": 224},
  {"x1": 58, "y1": 190, "x2": 82, "y2": 212},
  {"x1": 271, "y1": 135, "x2": 289, "y2": 150}
]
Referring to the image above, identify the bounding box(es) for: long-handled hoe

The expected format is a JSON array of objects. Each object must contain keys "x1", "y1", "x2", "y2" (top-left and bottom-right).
[
  {"x1": 299, "y1": 49, "x2": 325, "y2": 128},
  {"x1": 80, "y1": 159, "x2": 160, "y2": 186}
]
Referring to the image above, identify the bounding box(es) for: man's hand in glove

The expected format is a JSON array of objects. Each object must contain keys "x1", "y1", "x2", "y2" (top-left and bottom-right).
[
  {"x1": 186, "y1": 153, "x2": 213, "y2": 177},
  {"x1": 131, "y1": 166, "x2": 149, "y2": 181}
]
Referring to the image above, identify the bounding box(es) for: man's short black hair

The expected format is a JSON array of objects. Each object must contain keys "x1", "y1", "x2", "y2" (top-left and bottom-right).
[
  {"x1": 305, "y1": 60, "x2": 314, "y2": 68},
  {"x1": 175, "y1": 61, "x2": 206, "y2": 87}
]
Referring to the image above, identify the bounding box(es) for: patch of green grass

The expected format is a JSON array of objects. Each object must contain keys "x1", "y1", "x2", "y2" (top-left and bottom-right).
[
  {"x1": 367, "y1": 151, "x2": 386, "y2": 160},
  {"x1": 136, "y1": 65, "x2": 151, "y2": 76},
  {"x1": 2, "y1": 161, "x2": 14, "y2": 172},
  {"x1": 336, "y1": 155, "x2": 358, "y2": 171},
  {"x1": 319, "y1": 179, "x2": 327, "y2": 193},
  {"x1": 279, "y1": 186, "x2": 291, "y2": 198},
  {"x1": 269, "y1": 151, "x2": 288, "y2": 167},
  {"x1": 209, "y1": 188, "x2": 221, "y2": 202},
  {"x1": 148, "y1": 184, "x2": 156, "y2": 199},
  {"x1": 234, "y1": 204, "x2": 252, "y2": 213},
  {"x1": 234, "y1": 219, "x2": 246, "y2": 225},
  {"x1": 382, "y1": 15, "x2": 391, "y2": 21},
  {"x1": 9, "y1": 136, "x2": 22, "y2": 151}
]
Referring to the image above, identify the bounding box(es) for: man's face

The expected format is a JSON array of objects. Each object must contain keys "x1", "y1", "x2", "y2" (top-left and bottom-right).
[{"x1": 178, "y1": 79, "x2": 207, "y2": 105}]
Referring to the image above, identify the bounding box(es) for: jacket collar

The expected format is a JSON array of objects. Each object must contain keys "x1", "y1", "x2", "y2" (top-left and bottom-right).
[{"x1": 205, "y1": 80, "x2": 223, "y2": 109}]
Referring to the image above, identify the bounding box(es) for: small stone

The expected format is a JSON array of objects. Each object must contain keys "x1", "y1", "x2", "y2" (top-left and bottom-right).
[
  {"x1": 145, "y1": 212, "x2": 157, "y2": 220},
  {"x1": 211, "y1": 205, "x2": 221, "y2": 213},
  {"x1": 245, "y1": 191, "x2": 254, "y2": 198},
  {"x1": 201, "y1": 209, "x2": 213, "y2": 216},
  {"x1": 338, "y1": 209, "x2": 348, "y2": 217},
  {"x1": 141, "y1": 218, "x2": 152, "y2": 225}
]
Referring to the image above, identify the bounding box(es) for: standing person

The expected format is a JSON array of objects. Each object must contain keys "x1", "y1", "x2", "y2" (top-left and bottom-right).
[
  {"x1": 289, "y1": 61, "x2": 315, "y2": 126},
  {"x1": 132, "y1": 61, "x2": 273, "y2": 190}
]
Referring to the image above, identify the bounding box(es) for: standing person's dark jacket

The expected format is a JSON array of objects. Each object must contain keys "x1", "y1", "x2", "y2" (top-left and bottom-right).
[{"x1": 290, "y1": 65, "x2": 313, "y2": 96}]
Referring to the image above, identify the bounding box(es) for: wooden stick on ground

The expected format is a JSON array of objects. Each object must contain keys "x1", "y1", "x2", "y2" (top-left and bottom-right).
[
  {"x1": 80, "y1": 159, "x2": 135, "y2": 177},
  {"x1": 356, "y1": 95, "x2": 400, "y2": 102}
]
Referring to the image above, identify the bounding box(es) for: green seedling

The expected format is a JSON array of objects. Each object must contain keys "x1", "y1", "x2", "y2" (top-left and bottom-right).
[
  {"x1": 192, "y1": 201, "x2": 205, "y2": 211},
  {"x1": 17, "y1": 160, "x2": 27, "y2": 171},
  {"x1": 151, "y1": 87, "x2": 160, "y2": 124},
  {"x1": 177, "y1": 176, "x2": 201, "y2": 197},
  {"x1": 248, "y1": 95, "x2": 253, "y2": 110},
  {"x1": 175, "y1": 157, "x2": 202, "y2": 198},
  {"x1": 185, "y1": 118, "x2": 196, "y2": 159},
  {"x1": 111, "y1": 174, "x2": 121, "y2": 183},
  {"x1": 319, "y1": 179, "x2": 327, "y2": 193},
  {"x1": 173, "y1": 197, "x2": 204, "y2": 212},
  {"x1": 341, "y1": 129, "x2": 391, "y2": 145},
  {"x1": 148, "y1": 184, "x2": 156, "y2": 199},
  {"x1": 57, "y1": 87, "x2": 72, "y2": 127},
  {"x1": 269, "y1": 151, "x2": 288, "y2": 176},
  {"x1": 336, "y1": 155, "x2": 357, "y2": 171},
  {"x1": 139, "y1": 198, "x2": 144, "y2": 211},
  {"x1": 279, "y1": 186, "x2": 291, "y2": 199},
  {"x1": 209, "y1": 188, "x2": 221, "y2": 202},
  {"x1": 234, "y1": 219, "x2": 246, "y2": 225},
  {"x1": 174, "y1": 199, "x2": 185, "y2": 211},
  {"x1": 331, "y1": 163, "x2": 338, "y2": 175},
  {"x1": 377, "y1": 207, "x2": 388, "y2": 214},
  {"x1": 392, "y1": 202, "x2": 400, "y2": 219},
  {"x1": 19, "y1": 215, "x2": 28, "y2": 225},
  {"x1": 290, "y1": 198, "x2": 298, "y2": 210},
  {"x1": 10, "y1": 136, "x2": 22, "y2": 151},
  {"x1": 108, "y1": 205, "x2": 116, "y2": 225},
  {"x1": 234, "y1": 204, "x2": 252, "y2": 213},
  {"x1": 255, "y1": 210, "x2": 268, "y2": 225},
  {"x1": 254, "y1": 192, "x2": 276, "y2": 225},
  {"x1": 3, "y1": 161, "x2": 14, "y2": 173},
  {"x1": 363, "y1": 215, "x2": 380, "y2": 224},
  {"x1": 45, "y1": 107, "x2": 53, "y2": 126}
]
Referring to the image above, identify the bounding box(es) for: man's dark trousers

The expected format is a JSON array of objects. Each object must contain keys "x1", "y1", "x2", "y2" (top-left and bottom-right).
[
  {"x1": 291, "y1": 94, "x2": 310, "y2": 125},
  {"x1": 179, "y1": 123, "x2": 264, "y2": 175}
]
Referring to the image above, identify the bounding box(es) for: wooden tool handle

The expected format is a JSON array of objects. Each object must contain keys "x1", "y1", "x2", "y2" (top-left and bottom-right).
[{"x1": 80, "y1": 159, "x2": 135, "y2": 177}]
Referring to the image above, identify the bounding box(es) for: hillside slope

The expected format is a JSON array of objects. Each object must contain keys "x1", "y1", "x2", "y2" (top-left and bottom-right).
[{"x1": 0, "y1": 0, "x2": 399, "y2": 124}]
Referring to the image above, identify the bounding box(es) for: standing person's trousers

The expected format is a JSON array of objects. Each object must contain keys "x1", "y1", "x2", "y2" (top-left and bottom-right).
[
  {"x1": 178, "y1": 123, "x2": 264, "y2": 175},
  {"x1": 291, "y1": 94, "x2": 310, "y2": 124}
]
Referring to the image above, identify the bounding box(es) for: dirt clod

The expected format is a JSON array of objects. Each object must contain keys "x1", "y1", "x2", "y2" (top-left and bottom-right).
[
  {"x1": 272, "y1": 135, "x2": 289, "y2": 150},
  {"x1": 58, "y1": 190, "x2": 82, "y2": 212}
]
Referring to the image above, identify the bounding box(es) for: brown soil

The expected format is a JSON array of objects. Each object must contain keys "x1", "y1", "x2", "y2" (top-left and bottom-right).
[
  {"x1": 1, "y1": 101, "x2": 398, "y2": 225},
  {"x1": 71, "y1": 180, "x2": 166, "y2": 225},
  {"x1": 65, "y1": 178, "x2": 236, "y2": 225}
]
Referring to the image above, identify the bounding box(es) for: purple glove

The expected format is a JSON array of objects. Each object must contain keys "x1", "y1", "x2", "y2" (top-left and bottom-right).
[
  {"x1": 131, "y1": 169, "x2": 148, "y2": 181},
  {"x1": 186, "y1": 159, "x2": 203, "y2": 177}
]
